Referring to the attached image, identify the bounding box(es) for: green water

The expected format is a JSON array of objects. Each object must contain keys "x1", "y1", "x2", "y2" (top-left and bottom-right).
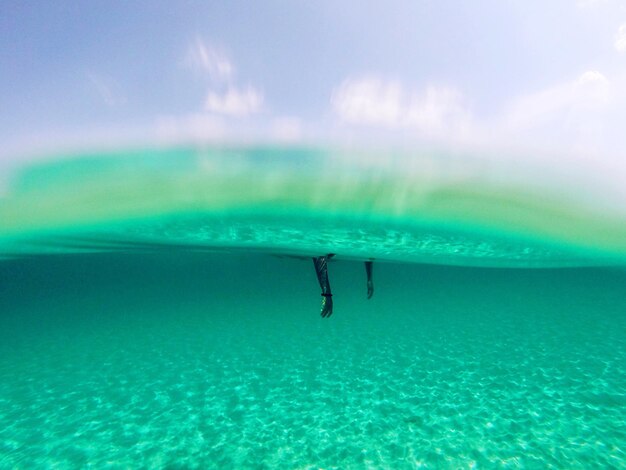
[
  {"x1": 1, "y1": 146, "x2": 626, "y2": 467},
  {"x1": 1, "y1": 254, "x2": 626, "y2": 468},
  {"x1": 2, "y1": 146, "x2": 626, "y2": 265}
]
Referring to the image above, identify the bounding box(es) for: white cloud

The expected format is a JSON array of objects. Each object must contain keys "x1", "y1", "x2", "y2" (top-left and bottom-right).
[
  {"x1": 329, "y1": 70, "x2": 626, "y2": 157},
  {"x1": 615, "y1": 23, "x2": 626, "y2": 52},
  {"x1": 270, "y1": 117, "x2": 302, "y2": 142},
  {"x1": 489, "y1": 69, "x2": 626, "y2": 158},
  {"x1": 503, "y1": 70, "x2": 609, "y2": 131},
  {"x1": 331, "y1": 78, "x2": 403, "y2": 127},
  {"x1": 155, "y1": 113, "x2": 225, "y2": 143},
  {"x1": 184, "y1": 38, "x2": 264, "y2": 117},
  {"x1": 185, "y1": 38, "x2": 233, "y2": 82},
  {"x1": 578, "y1": 70, "x2": 608, "y2": 85},
  {"x1": 205, "y1": 86, "x2": 263, "y2": 116},
  {"x1": 330, "y1": 77, "x2": 471, "y2": 138},
  {"x1": 404, "y1": 87, "x2": 470, "y2": 136}
]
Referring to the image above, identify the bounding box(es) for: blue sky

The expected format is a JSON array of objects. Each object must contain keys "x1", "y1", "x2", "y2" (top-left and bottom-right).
[{"x1": 2, "y1": 1, "x2": 626, "y2": 163}]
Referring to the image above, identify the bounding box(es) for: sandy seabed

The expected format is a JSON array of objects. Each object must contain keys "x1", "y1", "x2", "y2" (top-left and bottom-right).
[{"x1": 1, "y1": 253, "x2": 625, "y2": 468}]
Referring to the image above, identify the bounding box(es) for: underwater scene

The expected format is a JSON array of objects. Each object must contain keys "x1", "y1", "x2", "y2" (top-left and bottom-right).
[
  {"x1": 3, "y1": 1, "x2": 626, "y2": 468},
  {"x1": 1, "y1": 146, "x2": 626, "y2": 468}
]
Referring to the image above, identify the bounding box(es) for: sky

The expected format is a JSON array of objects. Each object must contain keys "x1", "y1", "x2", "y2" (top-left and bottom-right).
[{"x1": 1, "y1": 0, "x2": 626, "y2": 166}]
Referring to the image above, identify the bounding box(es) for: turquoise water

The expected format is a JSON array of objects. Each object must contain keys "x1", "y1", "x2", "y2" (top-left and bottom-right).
[
  {"x1": 1, "y1": 146, "x2": 626, "y2": 467},
  {"x1": 1, "y1": 253, "x2": 626, "y2": 468}
]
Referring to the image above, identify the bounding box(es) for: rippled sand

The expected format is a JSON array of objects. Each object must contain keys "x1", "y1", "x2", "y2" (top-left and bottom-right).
[{"x1": 1, "y1": 253, "x2": 625, "y2": 468}]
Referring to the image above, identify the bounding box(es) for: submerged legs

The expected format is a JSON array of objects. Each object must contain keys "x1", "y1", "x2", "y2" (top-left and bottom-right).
[
  {"x1": 365, "y1": 260, "x2": 374, "y2": 299},
  {"x1": 311, "y1": 256, "x2": 375, "y2": 317},
  {"x1": 313, "y1": 254, "x2": 334, "y2": 318}
]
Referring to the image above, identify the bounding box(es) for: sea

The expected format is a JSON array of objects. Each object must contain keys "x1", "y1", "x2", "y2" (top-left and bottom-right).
[{"x1": 1, "y1": 146, "x2": 625, "y2": 468}]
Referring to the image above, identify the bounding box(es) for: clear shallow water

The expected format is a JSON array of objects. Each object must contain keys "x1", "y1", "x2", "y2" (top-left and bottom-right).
[
  {"x1": 1, "y1": 253, "x2": 626, "y2": 468},
  {"x1": 1, "y1": 146, "x2": 626, "y2": 467}
]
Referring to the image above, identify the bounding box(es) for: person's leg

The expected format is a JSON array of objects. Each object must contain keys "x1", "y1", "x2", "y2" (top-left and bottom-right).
[
  {"x1": 365, "y1": 260, "x2": 374, "y2": 299},
  {"x1": 313, "y1": 254, "x2": 334, "y2": 317}
]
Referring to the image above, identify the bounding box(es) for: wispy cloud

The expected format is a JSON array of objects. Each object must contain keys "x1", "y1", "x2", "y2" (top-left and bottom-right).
[
  {"x1": 615, "y1": 23, "x2": 626, "y2": 52},
  {"x1": 503, "y1": 71, "x2": 609, "y2": 129},
  {"x1": 331, "y1": 76, "x2": 471, "y2": 138},
  {"x1": 205, "y1": 86, "x2": 263, "y2": 117},
  {"x1": 185, "y1": 37, "x2": 233, "y2": 82},
  {"x1": 329, "y1": 70, "x2": 626, "y2": 157},
  {"x1": 331, "y1": 78, "x2": 403, "y2": 127},
  {"x1": 86, "y1": 72, "x2": 126, "y2": 107},
  {"x1": 185, "y1": 38, "x2": 264, "y2": 118},
  {"x1": 500, "y1": 70, "x2": 611, "y2": 154}
]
